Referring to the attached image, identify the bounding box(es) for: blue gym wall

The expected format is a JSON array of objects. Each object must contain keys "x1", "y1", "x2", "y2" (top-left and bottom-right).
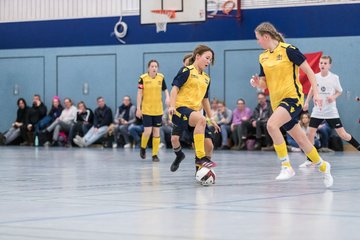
[{"x1": 0, "y1": 4, "x2": 359, "y2": 141}]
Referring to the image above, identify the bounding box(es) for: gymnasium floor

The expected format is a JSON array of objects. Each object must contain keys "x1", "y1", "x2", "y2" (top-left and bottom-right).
[{"x1": 0, "y1": 146, "x2": 359, "y2": 240}]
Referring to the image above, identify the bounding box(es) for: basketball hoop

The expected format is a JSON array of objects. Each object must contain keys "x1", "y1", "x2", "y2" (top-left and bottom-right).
[{"x1": 151, "y1": 10, "x2": 176, "y2": 33}]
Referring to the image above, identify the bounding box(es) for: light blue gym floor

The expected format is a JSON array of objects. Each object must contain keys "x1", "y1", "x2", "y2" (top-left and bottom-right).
[{"x1": 0, "y1": 147, "x2": 359, "y2": 240}]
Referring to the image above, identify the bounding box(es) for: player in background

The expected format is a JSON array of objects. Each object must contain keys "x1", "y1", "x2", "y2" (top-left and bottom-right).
[
  {"x1": 137, "y1": 60, "x2": 170, "y2": 162},
  {"x1": 300, "y1": 55, "x2": 360, "y2": 167}
]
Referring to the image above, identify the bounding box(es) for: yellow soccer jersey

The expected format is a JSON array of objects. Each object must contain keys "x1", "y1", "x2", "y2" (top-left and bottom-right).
[
  {"x1": 259, "y1": 42, "x2": 306, "y2": 110},
  {"x1": 138, "y1": 73, "x2": 167, "y2": 115},
  {"x1": 172, "y1": 65, "x2": 210, "y2": 111}
]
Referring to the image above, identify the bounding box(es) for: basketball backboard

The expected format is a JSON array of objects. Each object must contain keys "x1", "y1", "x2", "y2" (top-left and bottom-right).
[{"x1": 140, "y1": 0, "x2": 206, "y2": 24}]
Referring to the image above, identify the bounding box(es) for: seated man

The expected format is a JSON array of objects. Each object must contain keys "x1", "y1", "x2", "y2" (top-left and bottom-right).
[
  {"x1": 20, "y1": 94, "x2": 47, "y2": 146},
  {"x1": 113, "y1": 96, "x2": 136, "y2": 148},
  {"x1": 44, "y1": 97, "x2": 77, "y2": 146},
  {"x1": 249, "y1": 92, "x2": 272, "y2": 150},
  {"x1": 73, "y1": 97, "x2": 113, "y2": 147},
  {"x1": 213, "y1": 101, "x2": 232, "y2": 149}
]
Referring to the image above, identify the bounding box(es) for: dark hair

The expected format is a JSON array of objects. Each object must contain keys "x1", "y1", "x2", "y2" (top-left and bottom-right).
[
  {"x1": 64, "y1": 97, "x2": 72, "y2": 104},
  {"x1": 97, "y1": 96, "x2": 104, "y2": 101},
  {"x1": 237, "y1": 98, "x2": 245, "y2": 104},
  {"x1": 321, "y1": 55, "x2": 332, "y2": 64},
  {"x1": 147, "y1": 59, "x2": 159, "y2": 68},
  {"x1": 190, "y1": 45, "x2": 215, "y2": 65},
  {"x1": 34, "y1": 94, "x2": 41, "y2": 101},
  {"x1": 255, "y1": 22, "x2": 285, "y2": 43},
  {"x1": 77, "y1": 101, "x2": 87, "y2": 109},
  {"x1": 17, "y1": 98, "x2": 27, "y2": 107},
  {"x1": 217, "y1": 100, "x2": 226, "y2": 106}
]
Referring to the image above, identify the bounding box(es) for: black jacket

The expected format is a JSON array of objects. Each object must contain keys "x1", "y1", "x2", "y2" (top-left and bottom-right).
[
  {"x1": 250, "y1": 100, "x2": 272, "y2": 124},
  {"x1": 26, "y1": 102, "x2": 47, "y2": 125},
  {"x1": 93, "y1": 105, "x2": 113, "y2": 128}
]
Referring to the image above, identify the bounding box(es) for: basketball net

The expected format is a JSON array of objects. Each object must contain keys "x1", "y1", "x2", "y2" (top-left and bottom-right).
[{"x1": 152, "y1": 10, "x2": 176, "y2": 33}]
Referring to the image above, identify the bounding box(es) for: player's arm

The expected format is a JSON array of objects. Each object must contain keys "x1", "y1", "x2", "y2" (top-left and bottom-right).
[
  {"x1": 303, "y1": 87, "x2": 313, "y2": 111},
  {"x1": 202, "y1": 85, "x2": 221, "y2": 133},
  {"x1": 250, "y1": 64, "x2": 267, "y2": 89},
  {"x1": 162, "y1": 80, "x2": 170, "y2": 108},
  {"x1": 136, "y1": 78, "x2": 144, "y2": 118},
  {"x1": 299, "y1": 62, "x2": 322, "y2": 108},
  {"x1": 169, "y1": 86, "x2": 179, "y2": 115}
]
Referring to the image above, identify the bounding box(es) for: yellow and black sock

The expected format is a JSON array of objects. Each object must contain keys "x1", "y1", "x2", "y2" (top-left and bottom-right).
[
  {"x1": 152, "y1": 137, "x2": 160, "y2": 156},
  {"x1": 273, "y1": 142, "x2": 291, "y2": 167},
  {"x1": 141, "y1": 135, "x2": 149, "y2": 149},
  {"x1": 306, "y1": 146, "x2": 327, "y2": 172},
  {"x1": 194, "y1": 133, "x2": 205, "y2": 159}
]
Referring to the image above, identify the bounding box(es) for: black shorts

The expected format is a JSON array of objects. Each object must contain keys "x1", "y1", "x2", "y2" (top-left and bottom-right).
[
  {"x1": 278, "y1": 98, "x2": 303, "y2": 131},
  {"x1": 309, "y1": 117, "x2": 343, "y2": 129},
  {"x1": 142, "y1": 115, "x2": 162, "y2": 127},
  {"x1": 171, "y1": 107, "x2": 212, "y2": 140}
]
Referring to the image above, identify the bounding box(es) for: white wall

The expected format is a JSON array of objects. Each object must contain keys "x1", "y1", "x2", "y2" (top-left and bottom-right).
[{"x1": 1, "y1": 0, "x2": 358, "y2": 23}]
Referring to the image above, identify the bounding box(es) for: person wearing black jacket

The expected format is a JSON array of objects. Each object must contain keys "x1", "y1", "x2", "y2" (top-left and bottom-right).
[
  {"x1": 67, "y1": 101, "x2": 94, "y2": 147},
  {"x1": 2, "y1": 98, "x2": 29, "y2": 145},
  {"x1": 249, "y1": 92, "x2": 273, "y2": 150},
  {"x1": 20, "y1": 94, "x2": 47, "y2": 145},
  {"x1": 73, "y1": 97, "x2": 113, "y2": 147}
]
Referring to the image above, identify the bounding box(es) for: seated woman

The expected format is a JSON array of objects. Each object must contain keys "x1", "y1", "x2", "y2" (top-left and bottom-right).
[
  {"x1": 36, "y1": 96, "x2": 63, "y2": 134},
  {"x1": 2, "y1": 98, "x2": 29, "y2": 145},
  {"x1": 286, "y1": 112, "x2": 321, "y2": 151}
]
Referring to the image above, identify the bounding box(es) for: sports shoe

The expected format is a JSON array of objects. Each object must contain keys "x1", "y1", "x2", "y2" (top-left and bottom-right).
[
  {"x1": 321, "y1": 161, "x2": 333, "y2": 188},
  {"x1": 152, "y1": 155, "x2": 160, "y2": 162},
  {"x1": 159, "y1": 143, "x2": 166, "y2": 149},
  {"x1": 195, "y1": 156, "x2": 217, "y2": 169},
  {"x1": 170, "y1": 151, "x2": 185, "y2": 172},
  {"x1": 124, "y1": 143, "x2": 131, "y2": 149},
  {"x1": 73, "y1": 138, "x2": 84, "y2": 148},
  {"x1": 275, "y1": 166, "x2": 295, "y2": 180},
  {"x1": 299, "y1": 160, "x2": 313, "y2": 168},
  {"x1": 140, "y1": 148, "x2": 146, "y2": 159}
]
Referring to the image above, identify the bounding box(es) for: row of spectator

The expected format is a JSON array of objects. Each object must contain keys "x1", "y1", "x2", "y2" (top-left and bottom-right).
[{"x1": 0, "y1": 93, "x2": 342, "y2": 151}]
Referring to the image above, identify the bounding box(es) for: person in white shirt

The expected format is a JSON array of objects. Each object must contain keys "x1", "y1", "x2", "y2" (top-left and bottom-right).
[
  {"x1": 301, "y1": 55, "x2": 360, "y2": 166},
  {"x1": 45, "y1": 97, "x2": 77, "y2": 146}
]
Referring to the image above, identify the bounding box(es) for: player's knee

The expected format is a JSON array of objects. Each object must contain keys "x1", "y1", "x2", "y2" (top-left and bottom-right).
[
  {"x1": 197, "y1": 117, "x2": 206, "y2": 127},
  {"x1": 171, "y1": 135, "x2": 180, "y2": 145},
  {"x1": 266, "y1": 121, "x2": 277, "y2": 134}
]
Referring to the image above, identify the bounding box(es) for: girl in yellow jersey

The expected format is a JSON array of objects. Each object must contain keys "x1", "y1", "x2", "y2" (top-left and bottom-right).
[
  {"x1": 169, "y1": 45, "x2": 220, "y2": 170},
  {"x1": 137, "y1": 60, "x2": 170, "y2": 162},
  {"x1": 250, "y1": 22, "x2": 333, "y2": 188}
]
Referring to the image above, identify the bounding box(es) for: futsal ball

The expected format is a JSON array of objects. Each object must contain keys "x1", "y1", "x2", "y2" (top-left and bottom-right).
[{"x1": 196, "y1": 167, "x2": 216, "y2": 186}]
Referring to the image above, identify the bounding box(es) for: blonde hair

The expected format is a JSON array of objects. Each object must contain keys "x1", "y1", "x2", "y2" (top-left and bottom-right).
[{"x1": 255, "y1": 22, "x2": 285, "y2": 43}]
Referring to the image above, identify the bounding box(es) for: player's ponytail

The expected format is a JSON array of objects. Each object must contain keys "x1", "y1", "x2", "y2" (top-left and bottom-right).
[{"x1": 255, "y1": 22, "x2": 284, "y2": 43}]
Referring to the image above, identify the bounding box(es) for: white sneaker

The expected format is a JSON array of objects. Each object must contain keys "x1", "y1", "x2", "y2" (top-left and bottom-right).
[
  {"x1": 321, "y1": 161, "x2": 333, "y2": 188},
  {"x1": 290, "y1": 147, "x2": 301, "y2": 152},
  {"x1": 124, "y1": 143, "x2": 131, "y2": 149},
  {"x1": 159, "y1": 143, "x2": 166, "y2": 149},
  {"x1": 73, "y1": 138, "x2": 84, "y2": 148},
  {"x1": 299, "y1": 160, "x2": 313, "y2": 168},
  {"x1": 276, "y1": 166, "x2": 295, "y2": 180},
  {"x1": 112, "y1": 143, "x2": 118, "y2": 148}
]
